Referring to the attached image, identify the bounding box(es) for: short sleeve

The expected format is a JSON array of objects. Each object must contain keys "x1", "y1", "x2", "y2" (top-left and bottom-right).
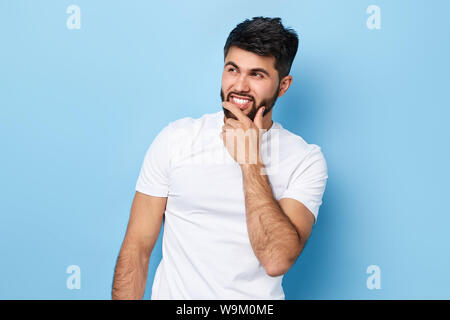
[
  {"x1": 280, "y1": 145, "x2": 328, "y2": 224},
  {"x1": 135, "y1": 124, "x2": 172, "y2": 197}
]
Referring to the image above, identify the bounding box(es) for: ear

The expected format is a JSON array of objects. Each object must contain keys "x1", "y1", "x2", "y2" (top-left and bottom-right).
[{"x1": 277, "y1": 75, "x2": 293, "y2": 98}]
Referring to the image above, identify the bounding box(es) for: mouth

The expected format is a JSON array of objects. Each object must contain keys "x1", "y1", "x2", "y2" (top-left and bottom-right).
[{"x1": 228, "y1": 94, "x2": 253, "y2": 110}]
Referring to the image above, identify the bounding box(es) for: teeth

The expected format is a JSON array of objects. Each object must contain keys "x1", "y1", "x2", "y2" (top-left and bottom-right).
[{"x1": 232, "y1": 97, "x2": 251, "y2": 105}]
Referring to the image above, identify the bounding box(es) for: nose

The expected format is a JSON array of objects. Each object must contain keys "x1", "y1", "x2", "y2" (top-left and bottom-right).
[{"x1": 233, "y1": 73, "x2": 250, "y2": 92}]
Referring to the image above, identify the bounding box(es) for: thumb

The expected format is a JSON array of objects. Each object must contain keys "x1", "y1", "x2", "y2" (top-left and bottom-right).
[{"x1": 254, "y1": 106, "x2": 265, "y2": 129}]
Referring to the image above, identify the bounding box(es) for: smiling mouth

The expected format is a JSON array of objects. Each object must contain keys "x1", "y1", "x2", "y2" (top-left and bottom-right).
[{"x1": 229, "y1": 95, "x2": 253, "y2": 110}]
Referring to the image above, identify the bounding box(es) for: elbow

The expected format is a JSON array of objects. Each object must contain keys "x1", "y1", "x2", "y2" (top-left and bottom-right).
[
  {"x1": 264, "y1": 261, "x2": 292, "y2": 277},
  {"x1": 263, "y1": 248, "x2": 302, "y2": 277},
  {"x1": 263, "y1": 241, "x2": 304, "y2": 277}
]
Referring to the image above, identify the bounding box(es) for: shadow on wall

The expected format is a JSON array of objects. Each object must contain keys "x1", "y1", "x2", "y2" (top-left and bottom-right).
[
  {"x1": 277, "y1": 64, "x2": 339, "y2": 299},
  {"x1": 282, "y1": 194, "x2": 339, "y2": 299},
  {"x1": 274, "y1": 64, "x2": 322, "y2": 142}
]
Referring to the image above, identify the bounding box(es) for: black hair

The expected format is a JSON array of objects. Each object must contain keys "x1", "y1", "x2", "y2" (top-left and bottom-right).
[{"x1": 223, "y1": 17, "x2": 299, "y2": 81}]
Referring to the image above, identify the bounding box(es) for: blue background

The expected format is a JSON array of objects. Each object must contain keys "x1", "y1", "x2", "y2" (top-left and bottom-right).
[{"x1": 1, "y1": 0, "x2": 449, "y2": 299}]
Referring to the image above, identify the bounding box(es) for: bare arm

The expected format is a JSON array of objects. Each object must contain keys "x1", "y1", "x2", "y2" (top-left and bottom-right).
[
  {"x1": 112, "y1": 191, "x2": 167, "y2": 299},
  {"x1": 220, "y1": 101, "x2": 316, "y2": 277},
  {"x1": 241, "y1": 163, "x2": 315, "y2": 277}
]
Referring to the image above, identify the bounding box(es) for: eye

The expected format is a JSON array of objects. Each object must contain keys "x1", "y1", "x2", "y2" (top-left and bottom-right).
[
  {"x1": 228, "y1": 67, "x2": 237, "y2": 72},
  {"x1": 252, "y1": 72, "x2": 263, "y2": 78}
]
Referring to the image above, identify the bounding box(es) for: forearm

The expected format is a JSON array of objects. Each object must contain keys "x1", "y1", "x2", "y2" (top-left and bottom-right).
[
  {"x1": 241, "y1": 163, "x2": 302, "y2": 276},
  {"x1": 112, "y1": 244, "x2": 150, "y2": 300}
]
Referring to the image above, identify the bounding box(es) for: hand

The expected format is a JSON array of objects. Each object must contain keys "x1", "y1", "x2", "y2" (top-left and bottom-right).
[{"x1": 220, "y1": 101, "x2": 266, "y2": 166}]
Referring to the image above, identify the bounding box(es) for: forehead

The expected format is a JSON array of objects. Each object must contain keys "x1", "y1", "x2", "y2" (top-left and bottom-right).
[{"x1": 224, "y1": 46, "x2": 276, "y2": 71}]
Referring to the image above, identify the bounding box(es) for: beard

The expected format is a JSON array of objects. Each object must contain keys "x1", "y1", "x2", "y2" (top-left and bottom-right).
[{"x1": 220, "y1": 82, "x2": 280, "y2": 121}]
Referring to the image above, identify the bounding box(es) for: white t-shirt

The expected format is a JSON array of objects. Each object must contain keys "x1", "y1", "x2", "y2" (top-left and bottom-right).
[{"x1": 135, "y1": 110, "x2": 328, "y2": 300}]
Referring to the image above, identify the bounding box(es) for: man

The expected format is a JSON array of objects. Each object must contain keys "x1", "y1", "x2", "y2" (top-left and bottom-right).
[{"x1": 112, "y1": 17, "x2": 328, "y2": 300}]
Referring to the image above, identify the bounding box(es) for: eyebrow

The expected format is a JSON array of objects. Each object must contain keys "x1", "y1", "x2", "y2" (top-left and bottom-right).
[{"x1": 224, "y1": 61, "x2": 271, "y2": 78}]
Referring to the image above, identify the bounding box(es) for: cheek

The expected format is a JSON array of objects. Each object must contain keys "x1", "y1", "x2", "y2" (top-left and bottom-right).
[
  {"x1": 254, "y1": 83, "x2": 274, "y2": 100},
  {"x1": 221, "y1": 74, "x2": 233, "y2": 88}
]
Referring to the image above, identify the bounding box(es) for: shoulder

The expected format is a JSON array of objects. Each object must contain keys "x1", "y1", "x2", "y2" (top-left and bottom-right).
[
  {"x1": 271, "y1": 125, "x2": 328, "y2": 178},
  {"x1": 162, "y1": 111, "x2": 222, "y2": 144},
  {"x1": 168, "y1": 111, "x2": 222, "y2": 131},
  {"x1": 275, "y1": 126, "x2": 328, "y2": 189},
  {"x1": 276, "y1": 124, "x2": 326, "y2": 160}
]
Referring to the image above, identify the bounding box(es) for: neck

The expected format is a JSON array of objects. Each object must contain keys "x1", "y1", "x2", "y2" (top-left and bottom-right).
[{"x1": 264, "y1": 118, "x2": 274, "y2": 131}]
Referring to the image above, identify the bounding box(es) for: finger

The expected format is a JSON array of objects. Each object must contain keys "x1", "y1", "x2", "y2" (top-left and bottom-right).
[
  {"x1": 254, "y1": 106, "x2": 265, "y2": 129},
  {"x1": 222, "y1": 101, "x2": 250, "y2": 124},
  {"x1": 225, "y1": 118, "x2": 243, "y2": 128},
  {"x1": 222, "y1": 124, "x2": 234, "y2": 134}
]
